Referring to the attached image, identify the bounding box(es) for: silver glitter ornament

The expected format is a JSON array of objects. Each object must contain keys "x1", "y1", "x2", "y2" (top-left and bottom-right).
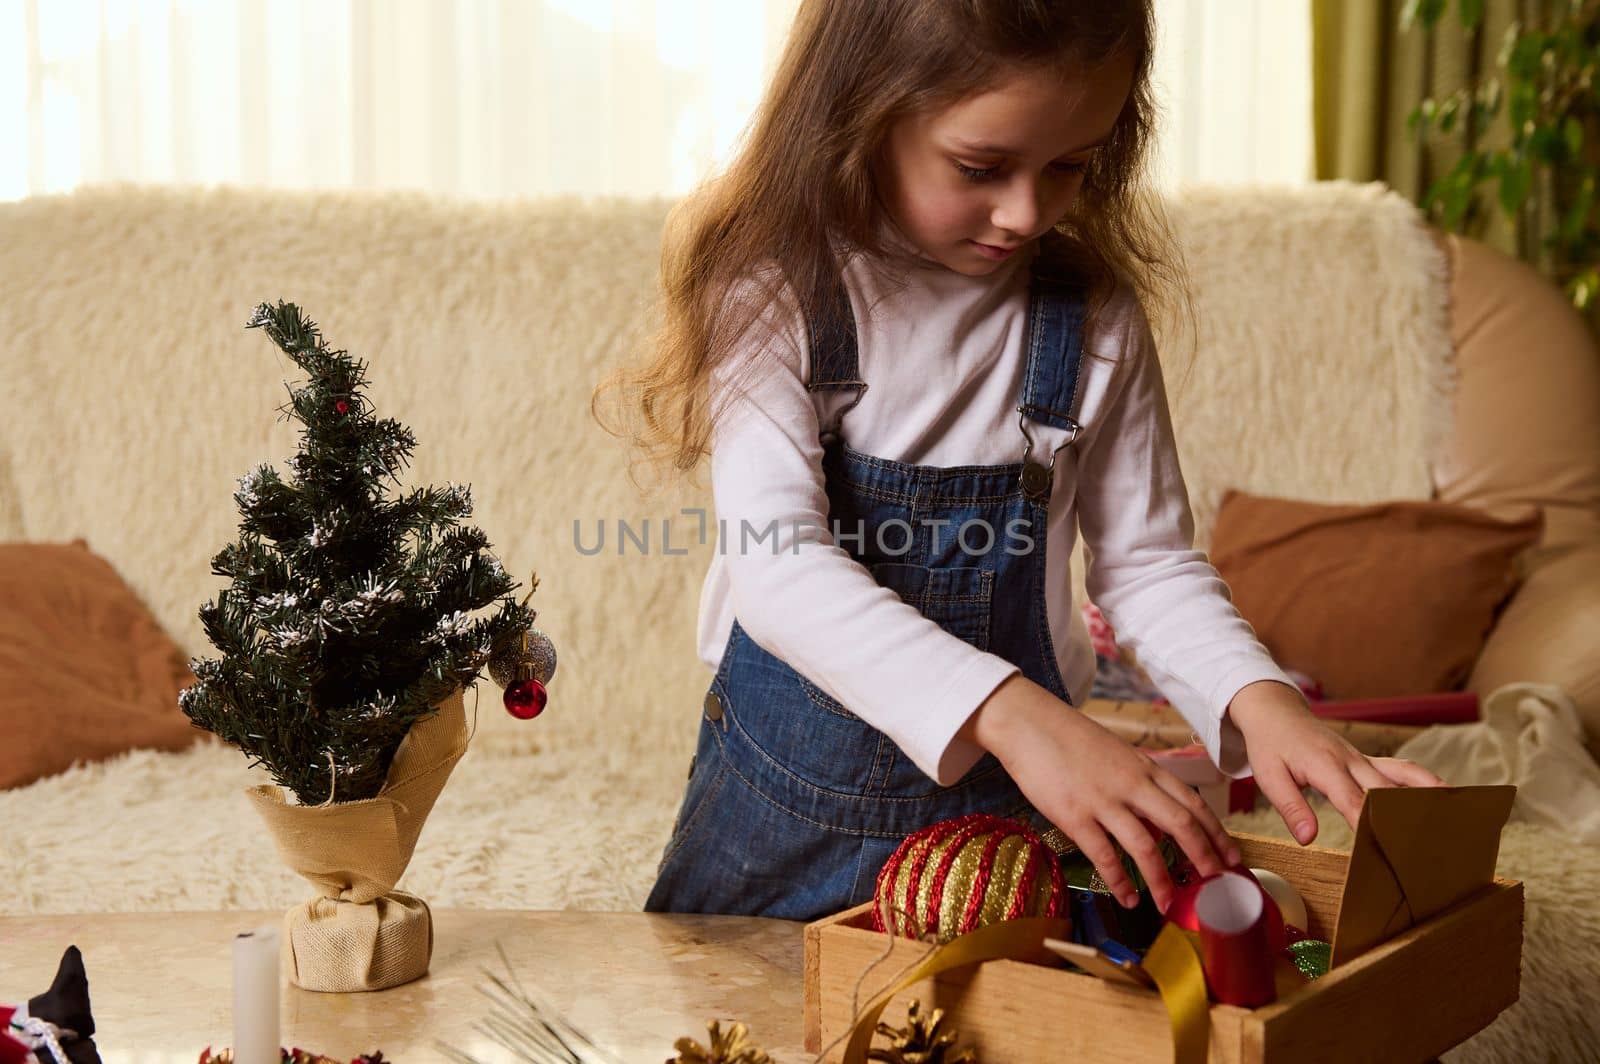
[{"x1": 489, "y1": 625, "x2": 557, "y2": 688}]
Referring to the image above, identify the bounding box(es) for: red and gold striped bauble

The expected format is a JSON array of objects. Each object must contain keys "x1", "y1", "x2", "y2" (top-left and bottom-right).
[{"x1": 871, "y1": 813, "x2": 1065, "y2": 944}]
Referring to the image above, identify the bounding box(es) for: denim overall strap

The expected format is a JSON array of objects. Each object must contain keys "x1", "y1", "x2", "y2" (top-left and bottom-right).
[
  {"x1": 806, "y1": 267, "x2": 868, "y2": 441},
  {"x1": 1016, "y1": 270, "x2": 1089, "y2": 502}
]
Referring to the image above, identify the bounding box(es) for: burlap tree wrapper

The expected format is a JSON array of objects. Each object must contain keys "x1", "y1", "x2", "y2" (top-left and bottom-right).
[{"x1": 245, "y1": 686, "x2": 470, "y2": 992}]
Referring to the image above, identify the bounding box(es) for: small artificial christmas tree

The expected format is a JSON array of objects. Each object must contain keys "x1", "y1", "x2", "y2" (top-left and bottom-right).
[{"x1": 179, "y1": 299, "x2": 534, "y2": 805}]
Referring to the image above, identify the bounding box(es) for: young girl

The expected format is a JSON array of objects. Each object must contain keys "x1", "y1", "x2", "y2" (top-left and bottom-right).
[{"x1": 596, "y1": 0, "x2": 1444, "y2": 923}]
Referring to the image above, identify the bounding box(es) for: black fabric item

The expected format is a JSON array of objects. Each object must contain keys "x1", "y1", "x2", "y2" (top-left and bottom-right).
[{"x1": 26, "y1": 946, "x2": 100, "y2": 1064}]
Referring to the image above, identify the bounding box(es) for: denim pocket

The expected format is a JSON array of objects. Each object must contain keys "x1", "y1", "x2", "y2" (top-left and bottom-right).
[
  {"x1": 799, "y1": 674, "x2": 861, "y2": 720},
  {"x1": 870, "y1": 562, "x2": 994, "y2": 651},
  {"x1": 797, "y1": 563, "x2": 993, "y2": 723}
]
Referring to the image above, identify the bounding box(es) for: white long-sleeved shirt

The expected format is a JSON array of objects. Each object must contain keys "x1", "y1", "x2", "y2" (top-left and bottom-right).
[{"x1": 695, "y1": 222, "x2": 1294, "y2": 787}]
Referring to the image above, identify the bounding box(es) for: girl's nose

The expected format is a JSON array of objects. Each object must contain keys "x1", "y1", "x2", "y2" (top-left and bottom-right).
[
  {"x1": 991, "y1": 177, "x2": 1045, "y2": 240},
  {"x1": 992, "y1": 178, "x2": 1068, "y2": 244}
]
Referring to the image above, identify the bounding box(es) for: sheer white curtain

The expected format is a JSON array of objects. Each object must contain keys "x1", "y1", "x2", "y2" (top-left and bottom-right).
[
  {"x1": 0, "y1": 0, "x2": 1311, "y2": 203},
  {"x1": 1151, "y1": 0, "x2": 1314, "y2": 187}
]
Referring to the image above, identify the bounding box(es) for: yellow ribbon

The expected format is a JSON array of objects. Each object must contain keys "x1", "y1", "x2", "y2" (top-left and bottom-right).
[
  {"x1": 840, "y1": 919, "x2": 1211, "y2": 1064},
  {"x1": 1142, "y1": 925, "x2": 1211, "y2": 1064}
]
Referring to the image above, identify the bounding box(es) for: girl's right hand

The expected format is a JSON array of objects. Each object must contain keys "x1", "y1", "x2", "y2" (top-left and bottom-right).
[{"x1": 961, "y1": 673, "x2": 1240, "y2": 912}]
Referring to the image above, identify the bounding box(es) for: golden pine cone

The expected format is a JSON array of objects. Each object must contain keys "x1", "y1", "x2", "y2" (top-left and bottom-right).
[
  {"x1": 868, "y1": 999, "x2": 977, "y2": 1064},
  {"x1": 667, "y1": 1019, "x2": 774, "y2": 1064}
]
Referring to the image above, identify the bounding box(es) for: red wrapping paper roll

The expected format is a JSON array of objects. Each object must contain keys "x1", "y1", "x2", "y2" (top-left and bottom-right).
[
  {"x1": 1164, "y1": 867, "x2": 1287, "y2": 954},
  {"x1": 1195, "y1": 871, "x2": 1277, "y2": 1007}
]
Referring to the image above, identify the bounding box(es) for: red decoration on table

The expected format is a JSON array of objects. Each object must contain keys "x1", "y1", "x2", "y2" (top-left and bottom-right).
[
  {"x1": 1194, "y1": 870, "x2": 1278, "y2": 1007},
  {"x1": 1307, "y1": 690, "x2": 1479, "y2": 726},
  {"x1": 197, "y1": 1049, "x2": 390, "y2": 1063},
  {"x1": 0, "y1": 1007, "x2": 29, "y2": 1064},
  {"x1": 504, "y1": 676, "x2": 548, "y2": 719}
]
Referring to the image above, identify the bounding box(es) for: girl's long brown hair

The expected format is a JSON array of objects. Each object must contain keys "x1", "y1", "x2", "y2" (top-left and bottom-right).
[{"x1": 592, "y1": 0, "x2": 1190, "y2": 492}]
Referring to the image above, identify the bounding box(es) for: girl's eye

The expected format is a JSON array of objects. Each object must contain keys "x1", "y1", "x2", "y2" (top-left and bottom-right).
[{"x1": 954, "y1": 159, "x2": 1090, "y2": 184}]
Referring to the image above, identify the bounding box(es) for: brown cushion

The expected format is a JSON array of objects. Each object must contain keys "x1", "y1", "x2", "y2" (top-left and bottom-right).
[
  {"x1": 1209, "y1": 491, "x2": 1543, "y2": 699},
  {"x1": 0, "y1": 539, "x2": 209, "y2": 790}
]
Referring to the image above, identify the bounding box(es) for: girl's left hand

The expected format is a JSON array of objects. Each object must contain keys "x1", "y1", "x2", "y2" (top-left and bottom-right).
[{"x1": 1227, "y1": 680, "x2": 1447, "y2": 845}]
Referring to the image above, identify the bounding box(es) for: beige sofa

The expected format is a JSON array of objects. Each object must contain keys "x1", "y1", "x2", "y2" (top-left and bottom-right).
[{"x1": 1, "y1": 180, "x2": 1597, "y2": 1062}]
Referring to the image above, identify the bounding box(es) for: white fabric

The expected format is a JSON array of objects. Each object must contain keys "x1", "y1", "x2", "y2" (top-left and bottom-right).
[
  {"x1": 698, "y1": 219, "x2": 1295, "y2": 786},
  {"x1": 1149, "y1": 0, "x2": 1314, "y2": 188},
  {"x1": 1396, "y1": 683, "x2": 1600, "y2": 842}
]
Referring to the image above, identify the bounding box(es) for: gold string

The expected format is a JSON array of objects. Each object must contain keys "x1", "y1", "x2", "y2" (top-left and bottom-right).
[
  {"x1": 318, "y1": 749, "x2": 337, "y2": 807},
  {"x1": 810, "y1": 903, "x2": 936, "y2": 1064},
  {"x1": 834, "y1": 916, "x2": 1071, "y2": 1064}
]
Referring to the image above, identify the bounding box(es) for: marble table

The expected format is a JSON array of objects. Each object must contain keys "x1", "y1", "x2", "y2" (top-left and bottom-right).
[{"x1": 0, "y1": 910, "x2": 812, "y2": 1063}]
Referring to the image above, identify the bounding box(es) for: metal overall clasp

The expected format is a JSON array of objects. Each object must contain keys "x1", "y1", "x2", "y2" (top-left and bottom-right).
[{"x1": 1016, "y1": 406, "x2": 1081, "y2": 503}]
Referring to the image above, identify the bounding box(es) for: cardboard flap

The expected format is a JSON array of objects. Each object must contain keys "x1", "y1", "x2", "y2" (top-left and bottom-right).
[{"x1": 1329, "y1": 784, "x2": 1515, "y2": 967}]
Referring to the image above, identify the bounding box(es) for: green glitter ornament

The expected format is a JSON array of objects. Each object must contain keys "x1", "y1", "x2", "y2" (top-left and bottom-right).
[{"x1": 1287, "y1": 938, "x2": 1331, "y2": 980}]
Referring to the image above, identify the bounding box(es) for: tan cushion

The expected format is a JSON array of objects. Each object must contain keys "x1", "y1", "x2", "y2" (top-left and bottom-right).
[
  {"x1": 1209, "y1": 490, "x2": 1542, "y2": 699},
  {"x1": 1434, "y1": 232, "x2": 1600, "y2": 548},
  {"x1": 0, "y1": 539, "x2": 210, "y2": 790},
  {"x1": 1469, "y1": 542, "x2": 1600, "y2": 760}
]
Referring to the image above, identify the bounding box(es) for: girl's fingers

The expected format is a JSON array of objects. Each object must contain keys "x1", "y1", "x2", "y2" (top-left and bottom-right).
[
  {"x1": 1102, "y1": 807, "x2": 1176, "y2": 911},
  {"x1": 1253, "y1": 760, "x2": 1318, "y2": 844},
  {"x1": 1067, "y1": 819, "x2": 1139, "y2": 909},
  {"x1": 1310, "y1": 759, "x2": 1367, "y2": 831},
  {"x1": 1371, "y1": 756, "x2": 1446, "y2": 787},
  {"x1": 1347, "y1": 757, "x2": 1391, "y2": 794},
  {"x1": 1139, "y1": 781, "x2": 1223, "y2": 879},
  {"x1": 1150, "y1": 771, "x2": 1241, "y2": 869}
]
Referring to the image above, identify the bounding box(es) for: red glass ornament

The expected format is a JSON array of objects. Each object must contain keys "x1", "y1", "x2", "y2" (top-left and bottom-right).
[
  {"x1": 1165, "y1": 875, "x2": 1206, "y2": 931},
  {"x1": 335, "y1": 399, "x2": 350, "y2": 414},
  {"x1": 504, "y1": 677, "x2": 547, "y2": 719}
]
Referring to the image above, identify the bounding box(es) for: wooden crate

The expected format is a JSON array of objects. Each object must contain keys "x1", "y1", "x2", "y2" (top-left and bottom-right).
[{"x1": 803, "y1": 832, "x2": 1523, "y2": 1064}]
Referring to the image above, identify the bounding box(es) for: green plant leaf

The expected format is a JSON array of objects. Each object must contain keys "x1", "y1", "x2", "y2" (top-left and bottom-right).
[
  {"x1": 1498, "y1": 154, "x2": 1533, "y2": 215},
  {"x1": 1565, "y1": 116, "x2": 1584, "y2": 159},
  {"x1": 1571, "y1": 267, "x2": 1599, "y2": 310},
  {"x1": 1529, "y1": 122, "x2": 1562, "y2": 163},
  {"x1": 1402, "y1": 0, "x2": 1448, "y2": 31},
  {"x1": 1439, "y1": 95, "x2": 1462, "y2": 133},
  {"x1": 1421, "y1": 176, "x2": 1447, "y2": 214},
  {"x1": 1496, "y1": 22, "x2": 1521, "y2": 70},
  {"x1": 1509, "y1": 81, "x2": 1538, "y2": 136},
  {"x1": 1508, "y1": 28, "x2": 1544, "y2": 80},
  {"x1": 1458, "y1": 0, "x2": 1484, "y2": 31},
  {"x1": 1562, "y1": 173, "x2": 1595, "y2": 243}
]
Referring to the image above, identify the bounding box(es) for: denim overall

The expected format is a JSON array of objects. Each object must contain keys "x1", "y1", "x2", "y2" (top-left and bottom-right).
[{"x1": 644, "y1": 252, "x2": 1090, "y2": 922}]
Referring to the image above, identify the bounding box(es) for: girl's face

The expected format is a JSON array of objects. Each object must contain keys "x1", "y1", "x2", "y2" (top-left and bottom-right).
[{"x1": 873, "y1": 55, "x2": 1136, "y2": 275}]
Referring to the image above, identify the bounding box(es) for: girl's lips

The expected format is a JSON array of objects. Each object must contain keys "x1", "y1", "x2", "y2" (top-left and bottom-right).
[{"x1": 969, "y1": 239, "x2": 1019, "y2": 260}]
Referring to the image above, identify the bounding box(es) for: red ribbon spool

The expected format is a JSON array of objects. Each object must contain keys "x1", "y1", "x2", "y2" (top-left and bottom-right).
[{"x1": 1194, "y1": 870, "x2": 1278, "y2": 1007}]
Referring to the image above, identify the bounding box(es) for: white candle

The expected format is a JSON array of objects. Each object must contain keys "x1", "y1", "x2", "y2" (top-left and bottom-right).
[{"x1": 232, "y1": 923, "x2": 280, "y2": 1064}]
